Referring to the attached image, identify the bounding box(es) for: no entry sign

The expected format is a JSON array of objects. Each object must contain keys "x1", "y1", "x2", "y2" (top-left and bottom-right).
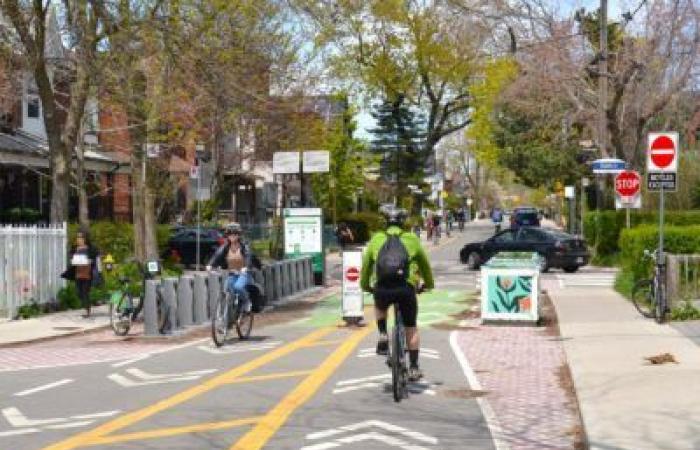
[
  {"x1": 615, "y1": 171, "x2": 641, "y2": 197},
  {"x1": 345, "y1": 266, "x2": 360, "y2": 282},
  {"x1": 647, "y1": 132, "x2": 678, "y2": 172}
]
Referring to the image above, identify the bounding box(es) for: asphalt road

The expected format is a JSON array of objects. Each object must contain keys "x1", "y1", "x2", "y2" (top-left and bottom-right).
[{"x1": 0, "y1": 223, "x2": 498, "y2": 450}]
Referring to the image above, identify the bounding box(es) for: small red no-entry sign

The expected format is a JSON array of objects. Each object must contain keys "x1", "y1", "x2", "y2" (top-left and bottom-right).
[
  {"x1": 345, "y1": 266, "x2": 360, "y2": 282},
  {"x1": 647, "y1": 132, "x2": 678, "y2": 172},
  {"x1": 615, "y1": 171, "x2": 641, "y2": 198}
]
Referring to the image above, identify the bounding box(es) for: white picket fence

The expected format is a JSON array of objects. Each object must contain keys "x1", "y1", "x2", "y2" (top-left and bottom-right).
[{"x1": 0, "y1": 224, "x2": 67, "y2": 319}]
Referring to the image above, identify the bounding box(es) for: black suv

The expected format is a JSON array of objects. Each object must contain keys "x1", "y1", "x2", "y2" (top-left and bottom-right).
[{"x1": 510, "y1": 207, "x2": 541, "y2": 229}]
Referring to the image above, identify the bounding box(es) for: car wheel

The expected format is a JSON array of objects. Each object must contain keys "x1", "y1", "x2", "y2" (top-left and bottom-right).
[
  {"x1": 466, "y1": 252, "x2": 480, "y2": 270},
  {"x1": 538, "y1": 255, "x2": 550, "y2": 273},
  {"x1": 563, "y1": 266, "x2": 579, "y2": 273}
]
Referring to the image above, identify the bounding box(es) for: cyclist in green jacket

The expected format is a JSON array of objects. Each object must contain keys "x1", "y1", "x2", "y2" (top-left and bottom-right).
[{"x1": 360, "y1": 209, "x2": 434, "y2": 381}]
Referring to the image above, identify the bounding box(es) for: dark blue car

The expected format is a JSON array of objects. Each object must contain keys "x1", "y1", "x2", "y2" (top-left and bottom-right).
[{"x1": 510, "y1": 207, "x2": 541, "y2": 230}]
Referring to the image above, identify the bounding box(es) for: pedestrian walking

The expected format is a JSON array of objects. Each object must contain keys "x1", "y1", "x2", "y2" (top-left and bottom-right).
[
  {"x1": 336, "y1": 222, "x2": 355, "y2": 250},
  {"x1": 62, "y1": 229, "x2": 101, "y2": 318}
]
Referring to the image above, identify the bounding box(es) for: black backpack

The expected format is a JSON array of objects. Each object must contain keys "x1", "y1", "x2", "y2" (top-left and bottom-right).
[{"x1": 376, "y1": 233, "x2": 410, "y2": 285}]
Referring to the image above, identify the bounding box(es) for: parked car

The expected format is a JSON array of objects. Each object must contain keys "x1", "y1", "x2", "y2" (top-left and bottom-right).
[
  {"x1": 165, "y1": 227, "x2": 225, "y2": 268},
  {"x1": 510, "y1": 206, "x2": 541, "y2": 229},
  {"x1": 459, "y1": 227, "x2": 589, "y2": 272}
]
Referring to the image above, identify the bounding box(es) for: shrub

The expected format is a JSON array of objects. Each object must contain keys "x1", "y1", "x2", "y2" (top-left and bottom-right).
[
  {"x1": 68, "y1": 222, "x2": 173, "y2": 263},
  {"x1": 670, "y1": 301, "x2": 700, "y2": 321},
  {"x1": 57, "y1": 283, "x2": 81, "y2": 310},
  {"x1": 339, "y1": 212, "x2": 385, "y2": 243},
  {"x1": 1, "y1": 208, "x2": 42, "y2": 224},
  {"x1": 16, "y1": 300, "x2": 41, "y2": 319},
  {"x1": 585, "y1": 210, "x2": 700, "y2": 261},
  {"x1": 619, "y1": 225, "x2": 700, "y2": 282}
]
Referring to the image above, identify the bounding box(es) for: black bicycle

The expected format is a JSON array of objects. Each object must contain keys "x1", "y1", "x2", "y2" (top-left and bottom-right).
[
  {"x1": 108, "y1": 260, "x2": 167, "y2": 335},
  {"x1": 631, "y1": 249, "x2": 668, "y2": 323},
  {"x1": 388, "y1": 304, "x2": 409, "y2": 402},
  {"x1": 211, "y1": 277, "x2": 254, "y2": 347}
]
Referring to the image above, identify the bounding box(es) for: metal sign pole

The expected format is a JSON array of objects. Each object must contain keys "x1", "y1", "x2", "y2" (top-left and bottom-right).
[
  {"x1": 626, "y1": 205, "x2": 631, "y2": 229},
  {"x1": 196, "y1": 164, "x2": 201, "y2": 271},
  {"x1": 659, "y1": 182, "x2": 664, "y2": 263}
]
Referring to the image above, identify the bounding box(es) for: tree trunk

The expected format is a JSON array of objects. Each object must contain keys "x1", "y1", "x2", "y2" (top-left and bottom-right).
[
  {"x1": 77, "y1": 145, "x2": 89, "y2": 230},
  {"x1": 132, "y1": 155, "x2": 146, "y2": 263},
  {"x1": 144, "y1": 186, "x2": 158, "y2": 260}
]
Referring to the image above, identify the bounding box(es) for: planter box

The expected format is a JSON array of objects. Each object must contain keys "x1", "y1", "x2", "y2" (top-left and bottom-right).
[{"x1": 480, "y1": 252, "x2": 541, "y2": 324}]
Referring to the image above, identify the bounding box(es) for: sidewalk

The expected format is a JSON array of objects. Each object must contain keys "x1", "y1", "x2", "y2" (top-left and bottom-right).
[
  {"x1": 0, "y1": 305, "x2": 110, "y2": 346},
  {"x1": 546, "y1": 282, "x2": 700, "y2": 450}
]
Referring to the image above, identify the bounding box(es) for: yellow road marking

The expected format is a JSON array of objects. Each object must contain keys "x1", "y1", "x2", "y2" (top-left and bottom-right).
[
  {"x1": 42, "y1": 327, "x2": 334, "y2": 450},
  {"x1": 226, "y1": 370, "x2": 313, "y2": 384},
  {"x1": 300, "y1": 339, "x2": 344, "y2": 348},
  {"x1": 231, "y1": 326, "x2": 372, "y2": 450},
  {"x1": 85, "y1": 416, "x2": 262, "y2": 446}
]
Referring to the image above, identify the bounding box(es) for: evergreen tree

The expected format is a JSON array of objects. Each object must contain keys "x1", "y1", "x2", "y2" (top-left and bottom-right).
[{"x1": 369, "y1": 95, "x2": 427, "y2": 199}]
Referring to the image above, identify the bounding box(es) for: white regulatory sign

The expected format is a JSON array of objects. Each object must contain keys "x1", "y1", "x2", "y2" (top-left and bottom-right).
[
  {"x1": 273, "y1": 152, "x2": 300, "y2": 174},
  {"x1": 342, "y1": 250, "x2": 364, "y2": 320},
  {"x1": 303, "y1": 150, "x2": 330, "y2": 173}
]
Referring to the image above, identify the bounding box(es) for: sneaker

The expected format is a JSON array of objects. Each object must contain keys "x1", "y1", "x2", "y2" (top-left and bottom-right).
[
  {"x1": 376, "y1": 334, "x2": 389, "y2": 355},
  {"x1": 408, "y1": 366, "x2": 423, "y2": 381}
]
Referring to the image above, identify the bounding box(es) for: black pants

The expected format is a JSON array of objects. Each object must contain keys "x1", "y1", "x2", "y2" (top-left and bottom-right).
[
  {"x1": 373, "y1": 282, "x2": 418, "y2": 327},
  {"x1": 76, "y1": 279, "x2": 92, "y2": 313}
]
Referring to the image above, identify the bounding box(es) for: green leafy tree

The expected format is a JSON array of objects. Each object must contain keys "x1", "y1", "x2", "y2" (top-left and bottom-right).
[
  {"x1": 310, "y1": 101, "x2": 367, "y2": 223},
  {"x1": 369, "y1": 95, "x2": 427, "y2": 199}
]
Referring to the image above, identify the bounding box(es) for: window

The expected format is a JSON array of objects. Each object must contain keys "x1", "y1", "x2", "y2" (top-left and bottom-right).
[
  {"x1": 493, "y1": 230, "x2": 515, "y2": 243},
  {"x1": 27, "y1": 96, "x2": 40, "y2": 118},
  {"x1": 518, "y1": 228, "x2": 547, "y2": 242}
]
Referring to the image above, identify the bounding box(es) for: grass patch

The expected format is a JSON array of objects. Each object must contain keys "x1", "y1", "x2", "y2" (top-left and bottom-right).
[
  {"x1": 670, "y1": 301, "x2": 700, "y2": 321},
  {"x1": 591, "y1": 252, "x2": 620, "y2": 268},
  {"x1": 614, "y1": 270, "x2": 635, "y2": 300}
]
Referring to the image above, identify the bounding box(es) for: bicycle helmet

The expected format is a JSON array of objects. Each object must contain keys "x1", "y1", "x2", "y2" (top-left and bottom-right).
[{"x1": 384, "y1": 209, "x2": 407, "y2": 227}]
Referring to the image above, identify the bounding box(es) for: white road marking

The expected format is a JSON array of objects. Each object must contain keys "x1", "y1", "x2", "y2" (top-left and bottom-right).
[
  {"x1": 336, "y1": 374, "x2": 390, "y2": 386},
  {"x1": 46, "y1": 421, "x2": 95, "y2": 430},
  {"x1": 197, "y1": 341, "x2": 282, "y2": 355},
  {"x1": 14, "y1": 379, "x2": 74, "y2": 397},
  {"x1": 302, "y1": 431, "x2": 432, "y2": 449},
  {"x1": 0, "y1": 428, "x2": 40, "y2": 437},
  {"x1": 2, "y1": 407, "x2": 66, "y2": 427},
  {"x1": 450, "y1": 325, "x2": 511, "y2": 450},
  {"x1": 111, "y1": 355, "x2": 150, "y2": 368},
  {"x1": 107, "y1": 373, "x2": 201, "y2": 387},
  {"x1": 306, "y1": 420, "x2": 438, "y2": 444},
  {"x1": 333, "y1": 382, "x2": 385, "y2": 394},
  {"x1": 71, "y1": 411, "x2": 120, "y2": 420},
  {"x1": 125, "y1": 367, "x2": 216, "y2": 381}
]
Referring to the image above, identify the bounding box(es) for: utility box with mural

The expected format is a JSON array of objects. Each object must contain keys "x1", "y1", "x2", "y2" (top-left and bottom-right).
[
  {"x1": 283, "y1": 208, "x2": 325, "y2": 284},
  {"x1": 480, "y1": 252, "x2": 541, "y2": 324}
]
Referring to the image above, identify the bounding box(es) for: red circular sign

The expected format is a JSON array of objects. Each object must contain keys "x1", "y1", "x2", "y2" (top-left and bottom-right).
[
  {"x1": 615, "y1": 171, "x2": 641, "y2": 197},
  {"x1": 650, "y1": 135, "x2": 676, "y2": 168},
  {"x1": 346, "y1": 267, "x2": 359, "y2": 282}
]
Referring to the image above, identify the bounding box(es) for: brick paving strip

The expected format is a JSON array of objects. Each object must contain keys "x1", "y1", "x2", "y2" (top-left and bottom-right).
[{"x1": 452, "y1": 296, "x2": 586, "y2": 450}]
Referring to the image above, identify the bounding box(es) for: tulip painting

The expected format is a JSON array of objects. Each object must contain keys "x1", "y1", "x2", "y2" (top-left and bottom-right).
[{"x1": 489, "y1": 275, "x2": 533, "y2": 314}]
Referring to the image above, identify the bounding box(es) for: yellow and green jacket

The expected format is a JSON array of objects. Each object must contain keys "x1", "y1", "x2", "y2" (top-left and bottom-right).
[{"x1": 360, "y1": 226, "x2": 434, "y2": 291}]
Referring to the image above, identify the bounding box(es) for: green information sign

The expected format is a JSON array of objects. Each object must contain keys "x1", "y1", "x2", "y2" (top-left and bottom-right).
[{"x1": 283, "y1": 208, "x2": 324, "y2": 275}]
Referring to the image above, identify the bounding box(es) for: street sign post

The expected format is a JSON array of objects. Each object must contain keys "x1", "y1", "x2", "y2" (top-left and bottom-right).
[
  {"x1": 591, "y1": 158, "x2": 626, "y2": 174},
  {"x1": 646, "y1": 132, "x2": 679, "y2": 278},
  {"x1": 283, "y1": 208, "x2": 325, "y2": 285}
]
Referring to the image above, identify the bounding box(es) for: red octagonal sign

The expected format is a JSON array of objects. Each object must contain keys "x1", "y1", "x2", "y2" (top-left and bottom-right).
[
  {"x1": 346, "y1": 266, "x2": 360, "y2": 282},
  {"x1": 615, "y1": 171, "x2": 641, "y2": 197}
]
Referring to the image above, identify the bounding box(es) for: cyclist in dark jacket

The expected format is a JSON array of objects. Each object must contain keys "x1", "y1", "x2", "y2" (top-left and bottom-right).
[{"x1": 207, "y1": 223, "x2": 254, "y2": 312}]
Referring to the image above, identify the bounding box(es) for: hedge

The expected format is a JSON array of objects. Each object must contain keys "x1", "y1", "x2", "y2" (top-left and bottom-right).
[
  {"x1": 619, "y1": 225, "x2": 700, "y2": 281},
  {"x1": 68, "y1": 222, "x2": 173, "y2": 262},
  {"x1": 584, "y1": 210, "x2": 700, "y2": 258}
]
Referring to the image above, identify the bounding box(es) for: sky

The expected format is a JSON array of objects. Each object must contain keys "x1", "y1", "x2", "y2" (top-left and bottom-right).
[{"x1": 353, "y1": 0, "x2": 627, "y2": 141}]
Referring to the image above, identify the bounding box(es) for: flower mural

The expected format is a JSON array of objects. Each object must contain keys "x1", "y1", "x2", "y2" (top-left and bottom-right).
[{"x1": 490, "y1": 275, "x2": 533, "y2": 314}]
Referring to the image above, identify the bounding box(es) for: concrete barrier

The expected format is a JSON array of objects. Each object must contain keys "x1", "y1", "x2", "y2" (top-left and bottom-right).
[
  {"x1": 208, "y1": 272, "x2": 223, "y2": 317},
  {"x1": 177, "y1": 275, "x2": 194, "y2": 327},
  {"x1": 144, "y1": 279, "x2": 161, "y2": 336},
  {"x1": 193, "y1": 273, "x2": 208, "y2": 324},
  {"x1": 162, "y1": 278, "x2": 178, "y2": 333}
]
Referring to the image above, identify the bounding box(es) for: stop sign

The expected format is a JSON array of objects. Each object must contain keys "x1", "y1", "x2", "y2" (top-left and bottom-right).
[
  {"x1": 648, "y1": 132, "x2": 678, "y2": 172},
  {"x1": 346, "y1": 267, "x2": 360, "y2": 282},
  {"x1": 615, "y1": 171, "x2": 641, "y2": 197}
]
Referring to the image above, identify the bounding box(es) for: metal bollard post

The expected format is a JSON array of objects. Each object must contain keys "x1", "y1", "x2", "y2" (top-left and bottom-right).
[
  {"x1": 303, "y1": 258, "x2": 312, "y2": 289},
  {"x1": 193, "y1": 274, "x2": 208, "y2": 324},
  {"x1": 162, "y1": 278, "x2": 179, "y2": 333},
  {"x1": 273, "y1": 263, "x2": 283, "y2": 301},
  {"x1": 263, "y1": 266, "x2": 274, "y2": 303},
  {"x1": 208, "y1": 272, "x2": 222, "y2": 317},
  {"x1": 290, "y1": 260, "x2": 298, "y2": 295},
  {"x1": 144, "y1": 279, "x2": 161, "y2": 336},
  {"x1": 177, "y1": 275, "x2": 194, "y2": 327}
]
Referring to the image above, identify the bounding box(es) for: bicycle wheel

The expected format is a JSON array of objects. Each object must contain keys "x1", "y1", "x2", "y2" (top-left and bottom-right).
[
  {"x1": 236, "y1": 310, "x2": 254, "y2": 340},
  {"x1": 109, "y1": 293, "x2": 132, "y2": 336},
  {"x1": 632, "y1": 279, "x2": 656, "y2": 319},
  {"x1": 211, "y1": 293, "x2": 230, "y2": 347},
  {"x1": 391, "y1": 309, "x2": 407, "y2": 403}
]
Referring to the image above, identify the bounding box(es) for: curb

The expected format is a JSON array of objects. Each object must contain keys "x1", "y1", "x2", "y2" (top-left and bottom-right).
[{"x1": 0, "y1": 323, "x2": 112, "y2": 349}]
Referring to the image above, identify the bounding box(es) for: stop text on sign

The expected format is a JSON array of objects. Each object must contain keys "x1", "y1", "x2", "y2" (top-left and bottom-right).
[{"x1": 615, "y1": 171, "x2": 641, "y2": 198}]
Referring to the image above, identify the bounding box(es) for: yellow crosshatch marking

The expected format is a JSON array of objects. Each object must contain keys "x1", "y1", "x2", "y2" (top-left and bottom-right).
[
  {"x1": 84, "y1": 416, "x2": 263, "y2": 446},
  {"x1": 42, "y1": 326, "x2": 369, "y2": 450}
]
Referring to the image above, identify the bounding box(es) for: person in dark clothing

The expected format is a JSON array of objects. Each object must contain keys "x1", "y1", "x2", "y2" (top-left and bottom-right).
[
  {"x1": 336, "y1": 222, "x2": 355, "y2": 250},
  {"x1": 63, "y1": 230, "x2": 100, "y2": 318}
]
